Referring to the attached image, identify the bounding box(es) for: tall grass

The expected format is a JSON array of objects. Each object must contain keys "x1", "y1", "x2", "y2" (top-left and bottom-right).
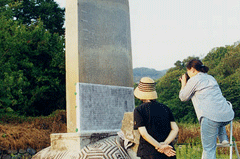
[
  {"x1": 176, "y1": 144, "x2": 202, "y2": 159},
  {"x1": 176, "y1": 143, "x2": 240, "y2": 159},
  {"x1": 176, "y1": 121, "x2": 240, "y2": 158},
  {"x1": 176, "y1": 144, "x2": 239, "y2": 159},
  {"x1": 0, "y1": 110, "x2": 66, "y2": 151},
  {"x1": 0, "y1": 110, "x2": 239, "y2": 157}
]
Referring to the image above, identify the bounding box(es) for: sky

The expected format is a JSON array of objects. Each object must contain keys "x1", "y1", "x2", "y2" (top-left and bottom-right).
[{"x1": 54, "y1": 0, "x2": 240, "y2": 71}]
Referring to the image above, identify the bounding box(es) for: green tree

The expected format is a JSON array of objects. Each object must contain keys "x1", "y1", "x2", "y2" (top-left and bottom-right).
[
  {"x1": 134, "y1": 83, "x2": 142, "y2": 107},
  {"x1": 174, "y1": 60, "x2": 184, "y2": 70},
  {"x1": 202, "y1": 47, "x2": 228, "y2": 74},
  {"x1": 7, "y1": 0, "x2": 65, "y2": 35},
  {"x1": 211, "y1": 44, "x2": 240, "y2": 119},
  {"x1": 156, "y1": 69, "x2": 197, "y2": 123},
  {"x1": 153, "y1": 48, "x2": 240, "y2": 122},
  {"x1": 0, "y1": 7, "x2": 65, "y2": 116}
]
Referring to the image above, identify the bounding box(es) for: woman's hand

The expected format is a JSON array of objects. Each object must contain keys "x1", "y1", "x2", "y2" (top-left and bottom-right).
[
  {"x1": 138, "y1": 126, "x2": 177, "y2": 157},
  {"x1": 155, "y1": 143, "x2": 176, "y2": 157},
  {"x1": 180, "y1": 73, "x2": 187, "y2": 83},
  {"x1": 155, "y1": 142, "x2": 167, "y2": 153},
  {"x1": 162, "y1": 146, "x2": 176, "y2": 157},
  {"x1": 180, "y1": 73, "x2": 187, "y2": 89}
]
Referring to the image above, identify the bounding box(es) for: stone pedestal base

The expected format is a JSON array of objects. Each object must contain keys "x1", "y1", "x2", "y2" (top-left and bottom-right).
[
  {"x1": 50, "y1": 133, "x2": 81, "y2": 151},
  {"x1": 32, "y1": 133, "x2": 130, "y2": 159},
  {"x1": 32, "y1": 112, "x2": 142, "y2": 159},
  {"x1": 51, "y1": 132, "x2": 117, "y2": 151}
]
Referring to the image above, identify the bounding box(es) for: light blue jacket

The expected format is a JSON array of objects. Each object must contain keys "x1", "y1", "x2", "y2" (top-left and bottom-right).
[{"x1": 179, "y1": 72, "x2": 234, "y2": 122}]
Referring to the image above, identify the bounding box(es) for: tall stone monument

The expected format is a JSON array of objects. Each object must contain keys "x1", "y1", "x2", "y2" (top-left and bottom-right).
[
  {"x1": 32, "y1": 0, "x2": 134, "y2": 158},
  {"x1": 66, "y1": 0, "x2": 134, "y2": 135}
]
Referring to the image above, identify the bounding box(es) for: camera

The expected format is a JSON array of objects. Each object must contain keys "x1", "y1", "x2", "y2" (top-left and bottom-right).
[{"x1": 179, "y1": 72, "x2": 190, "y2": 83}]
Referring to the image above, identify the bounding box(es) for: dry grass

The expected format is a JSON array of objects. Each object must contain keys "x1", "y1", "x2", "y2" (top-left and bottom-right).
[
  {"x1": 0, "y1": 110, "x2": 66, "y2": 151},
  {"x1": 0, "y1": 111, "x2": 239, "y2": 155},
  {"x1": 178, "y1": 123, "x2": 201, "y2": 143},
  {"x1": 177, "y1": 121, "x2": 240, "y2": 155},
  {"x1": 178, "y1": 121, "x2": 240, "y2": 143}
]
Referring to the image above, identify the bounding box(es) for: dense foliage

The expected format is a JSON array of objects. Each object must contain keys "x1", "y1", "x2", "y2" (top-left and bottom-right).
[
  {"x1": 6, "y1": 0, "x2": 65, "y2": 35},
  {"x1": 0, "y1": 0, "x2": 239, "y2": 122},
  {"x1": 152, "y1": 43, "x2": 240, "y2": 123},
  {"x1": 0, "y1": 0, "x2": 65, "y2": 116}
]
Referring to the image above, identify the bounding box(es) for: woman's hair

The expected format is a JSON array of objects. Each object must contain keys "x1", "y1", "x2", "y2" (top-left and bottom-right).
[{"x1": 186, "y1": 59, "x2": 209, "y2": 73}]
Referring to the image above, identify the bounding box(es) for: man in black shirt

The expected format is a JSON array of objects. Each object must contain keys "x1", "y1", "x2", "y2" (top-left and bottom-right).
[{"x1": 134, "y1": 77, "x2": 179, "y2": 159}]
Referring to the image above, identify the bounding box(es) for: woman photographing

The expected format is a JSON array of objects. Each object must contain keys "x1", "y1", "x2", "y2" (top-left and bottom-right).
[{"x1": 179, "y1": 59, "x2": 234, "y2": 159}]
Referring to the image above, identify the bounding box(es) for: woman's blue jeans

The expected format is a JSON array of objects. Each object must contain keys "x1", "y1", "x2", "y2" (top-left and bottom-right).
[{"x1": 201, "y1": 117, "x2": 231, "y2": 159}]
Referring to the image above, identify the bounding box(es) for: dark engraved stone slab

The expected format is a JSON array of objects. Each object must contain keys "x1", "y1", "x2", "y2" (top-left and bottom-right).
[{"x1": 76, "y1": 83, "x2": 134, "y2": 133}]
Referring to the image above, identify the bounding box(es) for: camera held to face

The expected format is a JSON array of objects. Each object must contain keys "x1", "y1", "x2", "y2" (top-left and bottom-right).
[{"x1": 179, "y1": 73, "x2": 190, "y2": 83}]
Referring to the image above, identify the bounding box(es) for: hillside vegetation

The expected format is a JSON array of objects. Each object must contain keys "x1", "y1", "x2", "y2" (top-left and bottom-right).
[
  {"x1": 0, "y1": 0, "x2": 65, "y2": 116},
  {"x1": 151, "y1": 43, "x2": 240, "y2": 123},
  {"x1": 0, "y1": 0, "x2": 240, "y2": 123}
]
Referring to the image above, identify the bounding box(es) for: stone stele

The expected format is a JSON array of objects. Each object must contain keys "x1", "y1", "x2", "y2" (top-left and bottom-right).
[
  {"x1": 76, "y1": 83, "x2": 134, "y2": 135},
  {"x1": 32, "y1": 0, "x2": 134, "y2": 158},
  {"x1": 66, "y1": 0, "x2": 133, "y2": 134}
]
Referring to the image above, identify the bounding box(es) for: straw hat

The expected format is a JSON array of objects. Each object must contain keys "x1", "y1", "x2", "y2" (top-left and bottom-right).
[{"x1": 134, "y1": 77, "x2": 157, "y2": 100}]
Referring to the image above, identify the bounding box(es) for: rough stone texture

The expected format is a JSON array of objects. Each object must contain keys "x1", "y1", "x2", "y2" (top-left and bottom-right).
[
  {"x1": 121, "y1": 112, "x2": 140, "y2": 153},
  {"x1": 76, "y1": 83, "x2": 134, "y2": 134},
  {"x1": 0, "y1": 148, "x2": 36, "y2": 159},
  {"x1": 50, "y1": 132, "x2": 117, "y2": 150},
  {"x1": 27, "y1": 148, "x2": 36, "y2": 155},
  {"x1": 66, "y1": 0, "x2": 133, "y2": 133},
  {"x1": 2, "y1": 154, "x2": 11, "y2": 159},
  {"x1": 23, "y1": 153, "x2": 32, "y2": 159},
  {"x1": 32, "y1": 136, "x2": 130, "y2": 159},
  {"x1": 19, "y1": 149, "x2": 26, "y2": 154},
  {"x1": 51, "y1": 133, "x2": 81, "y2": 151},
  {"x1": 77, "y1": 0, "x2": 133, "y2": 86},
  {"x1": 32, "y1": 146, "x2": 81, "y2": 159},
  {"x1": 121, "y1": 112, "x2": 140, "y2": 144},
  {"x1": 32, "y1": 112, "x2": 140, "y2": 159},
  {"x1": 7, "y1": 150, "x2": 18, "y2": 155},
  {"x1": 79, "y1": 136, "x2": 130, "y2": 158}
]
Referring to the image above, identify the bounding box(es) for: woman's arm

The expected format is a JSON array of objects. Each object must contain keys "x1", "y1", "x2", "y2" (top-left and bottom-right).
[
  {"x1": 138, "y1": 126, "x2": 176, "y2": 157},
  {"x1": 138, "y1": 126, "x2": 165, "y2": 148},
  {"x1": 163, "y1": 122, "x2": 179, "y2": 145},
  {"x1": 179, "y1": 76, "x2": 198, "y2": 101}
]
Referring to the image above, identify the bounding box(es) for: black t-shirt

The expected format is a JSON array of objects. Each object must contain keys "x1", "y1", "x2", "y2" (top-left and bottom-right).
[{"x1": 134, "y1": 101, "x2": 175, "y2": 158}]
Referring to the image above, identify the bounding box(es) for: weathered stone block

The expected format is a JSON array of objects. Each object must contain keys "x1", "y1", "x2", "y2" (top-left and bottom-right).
[
  {"x1": 121, "y1": 112, "x2": 140, "y2": 153},
  {"x1": 51, "y1": 133, "x2": 81, "y2": 151},
  {"x1": 76, "y1": 83, "x2": 134, "y2": 134}
]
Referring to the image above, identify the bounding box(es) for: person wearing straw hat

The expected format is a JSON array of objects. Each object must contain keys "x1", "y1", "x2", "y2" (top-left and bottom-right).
[{"x1": 134, "y1": 77, "x2": 179, "y2": 159}]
